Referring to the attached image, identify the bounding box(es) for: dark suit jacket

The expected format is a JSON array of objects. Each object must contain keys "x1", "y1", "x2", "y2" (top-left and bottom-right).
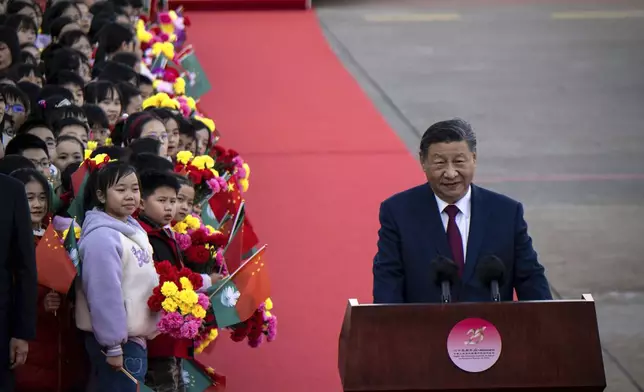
[
  {"x1": 373, "y1": 183, "x2": 552, "y2": 303},
  {"x1": 0, "y1": 175, "x2": 38, "y2": 369}
]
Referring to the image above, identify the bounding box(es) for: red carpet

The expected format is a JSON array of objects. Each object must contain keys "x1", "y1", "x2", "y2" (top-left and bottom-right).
[
  {"x1": 189, "y1": 10, "x2": 421, "y2": 391},
  {"x1": 169, "y1": 0, "x2": 308, "y2": 11}
]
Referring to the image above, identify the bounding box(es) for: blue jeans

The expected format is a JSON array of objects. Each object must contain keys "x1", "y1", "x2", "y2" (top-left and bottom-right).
[{"x1": 84, "y1": 334, "x2": 147, "y2": 392}]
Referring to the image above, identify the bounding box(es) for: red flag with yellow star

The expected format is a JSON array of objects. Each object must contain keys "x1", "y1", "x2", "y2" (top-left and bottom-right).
[
  {"x1": 36, "y1": 225, "x2": 77, "y2": 293},
  {"x1": 208, "y1": 177, "x2": 242, "y2": 222}
]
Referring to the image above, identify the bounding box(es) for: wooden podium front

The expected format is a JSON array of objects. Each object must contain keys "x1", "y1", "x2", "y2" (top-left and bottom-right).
[{"x1": 339, "y1": 295, "x2": 606, "y2": 392}]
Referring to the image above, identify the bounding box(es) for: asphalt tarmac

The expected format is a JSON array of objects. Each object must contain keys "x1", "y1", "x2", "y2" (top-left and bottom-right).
[{"x1": 316, "y1": 0, "x2": 644, "y2": 390}]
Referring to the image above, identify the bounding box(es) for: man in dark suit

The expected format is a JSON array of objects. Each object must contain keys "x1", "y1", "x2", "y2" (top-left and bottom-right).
[
  {"x1": 0, "y1": 173, "x2": 38, "y2": 390},
  {"x1": 373, "y1": 119, "x2": 552, "y2": 303}
]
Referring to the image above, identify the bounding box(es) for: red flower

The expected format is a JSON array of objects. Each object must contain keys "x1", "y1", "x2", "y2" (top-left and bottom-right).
[
  {"x1": 147, "y1": 293, "x2": 164, "y2": 312},
  {"x1": 211, "y1": 145, "x2": 226, "y2": 157},
  {"x1": 205, "y1": 313, "x2": 215, "y2": 324},
  {"x1": 190, "y1": 229, "x2": 209, "y2": 245},
  {"x1": 188, "y1": 273, "x2": 203, "y2": 290},
  {"x1": 185, "y1": 245, "x2": 210, "y2": 264},
  {"x1": 155, "y1": 260, "x2": 174, "y2": 276},
  {"x1": 208, "y1": 232, "x2": 227, "y2": 248},
  {"x1": 188, "y1": 170, "x2": 202, "y2": 184},
  {"x1": 201, "y1": 169, "x2": 214, "y2": 181}
]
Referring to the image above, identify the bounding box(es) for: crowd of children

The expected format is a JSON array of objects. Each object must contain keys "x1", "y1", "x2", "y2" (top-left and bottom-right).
[{"x1": 0, "y1": 0, "x2": 263, "y2": 391}]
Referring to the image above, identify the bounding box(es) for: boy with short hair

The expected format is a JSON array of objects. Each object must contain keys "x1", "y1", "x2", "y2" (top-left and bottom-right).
[
  {"x1": 137, "y1": 170, "x2": 218, "y2": 392},
  {"x1": 5, "y1": 134, "x2": 50, "y2": 178},
  {"x1": 136, "y1": 170, "x2": 189, "y2": 392}
]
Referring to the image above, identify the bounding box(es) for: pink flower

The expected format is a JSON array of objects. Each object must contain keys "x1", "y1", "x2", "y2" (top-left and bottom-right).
[
  {"x1": 179, "y1": 318, "x2": 201, "y2": 339},
  {"x1": 266, "y1": 315, "x2": 278, "y2": 342},
  {"x1": 158, "y1": 13, "x2": 172, "y2": 23},
  {"x1": 197, "y1": 293, "x2": 209, "y2": 309},
  {"x1": 158, "y1": 311, "x2": 183, "y2": 335},
  {"x1": 206, "y1": 177, "x2": 227, "y2": 193},
  {"x1": 176, "y1": 233, "x2": 192, "y2": 251}
]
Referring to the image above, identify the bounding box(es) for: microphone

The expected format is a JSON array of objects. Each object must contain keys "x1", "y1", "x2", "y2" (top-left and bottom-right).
[
  {"x1": 476, "y1": 255, "x2": 506, "y2": 302},
  {"x1": 430, "y1": 256, "x2": 460, "y2": 303}
]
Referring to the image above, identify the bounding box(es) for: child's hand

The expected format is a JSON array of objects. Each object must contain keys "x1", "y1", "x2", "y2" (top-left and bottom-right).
[
  {"x1": 209, "y1": 273, "x2": 224, "y2": 283},
  {"x1": 43, "y1": 292, "x2": 61, "y2": 312},
  {"x1": 106, "y1": 354, "x2": 123, "y2": 370}
]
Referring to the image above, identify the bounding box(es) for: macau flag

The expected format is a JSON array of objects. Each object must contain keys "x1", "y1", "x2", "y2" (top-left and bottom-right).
[
  {"x1": 182, "y1": 359, "x2": 224, "y2": 391},
  {"x1": 208, "y1": 245, "x2": 270, "y2": 328},
  {"x1": 63, "y1": 220, "x2": 81, "y2": 275}
]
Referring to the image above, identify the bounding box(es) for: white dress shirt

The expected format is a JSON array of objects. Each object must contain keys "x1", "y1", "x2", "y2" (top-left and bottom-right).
[{"x1": 434, "y1": 186, "x2": 472, "y2": 261}]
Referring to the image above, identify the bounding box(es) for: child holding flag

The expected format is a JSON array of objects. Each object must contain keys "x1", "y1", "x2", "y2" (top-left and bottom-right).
[
  {"x1": 10, "y1": 168, "x2": 88, "y2": 392},
  {"x1": 136, "y1": 170, "x2": 220, "y2": 391},
  {"x1": 76, "y1": 161, "x2": 159, "y2": 392}
]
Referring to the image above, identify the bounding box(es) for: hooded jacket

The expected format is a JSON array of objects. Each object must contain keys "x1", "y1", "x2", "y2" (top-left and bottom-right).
[{"x1": 75, "y1": 209, "x2": 159, "y2": 356}]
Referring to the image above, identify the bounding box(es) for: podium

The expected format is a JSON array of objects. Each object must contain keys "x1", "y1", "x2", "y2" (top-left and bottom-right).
[{"x1": 338, "y1": 295, "x2": 606, "y2": 392}]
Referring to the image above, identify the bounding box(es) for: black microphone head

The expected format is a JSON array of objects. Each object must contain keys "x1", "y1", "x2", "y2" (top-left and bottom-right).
[
  {"x1": 477, "y1": 255, "x2": 506, "y2": 286},
  {"x1": 430, "y1": 256, "x2": 459, "y2": 285}
]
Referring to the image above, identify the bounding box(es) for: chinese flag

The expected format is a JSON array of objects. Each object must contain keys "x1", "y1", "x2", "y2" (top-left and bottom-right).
[
  {"x1": 223, "y1": 224, "x2": 243, "y2": 272},
  {"x1": 232, "y1": 245, "x2": 271, "y2": 322},
  {"x1": 208, "y1": 178, "x2": 242, "y2": 222},
  {"x1": 241, "y1": 216, "x2": 259, "y2": 256},
  {"x1": 35, "y1": 225, "x2": 77, "y2": 293}
]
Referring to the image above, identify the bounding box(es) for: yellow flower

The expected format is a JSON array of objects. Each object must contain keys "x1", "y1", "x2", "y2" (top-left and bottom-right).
[
  {"x1": 84, "y1": 149, "x2": 92, "y2": 160},
  {"x1": 162, "y1": 298, "x2": 178, "y2": 312},
  {"x1": 202, "y1": 155, "x2": 215, "y2": 168},
  {"x1": 190, "y1": 156, "x2": 206, "y2": 169},
  {"x1": 136, "y1": 20, "x2": 154, "y2": 43},
  {"x1": 62, "y1": 229, "x2": 70, "y2": 240},
  {"x1": 151, "y1": 41, "x2": 175, "y2": 60},
  {"x1": 210, "y1": 169, "x2": 220, "y2": 178},
  {"x1": 105, "y1": 138, "x2": 113, "y2": 146},
  {"x1": 191, "y1": 305, "x2": 206, "y2": 319},
  {"x1": 209, "y1": 329, "x2": 218, "y2": 339},
  {"x1": 87, "y1": 140, "x2": 98, "y2": 151},
  {"x1": 160, "y1": 23, "x2": 175, "y2": 35},
  {"x1": 178, "y1": 302, "x2": 193, "y2": 316},
  {"x1": 265, "y1": 311, "x2": 272, "y2": 318},
  {"x1": 179, "y1": 277, "x2": 193, "y2": 291},
  {"x1": 239, "y1": 178, "x2": 249, "y2": 193},
  {"x1": 194, "y1": 115, "x2": 215, "y2": 132},
  {"x1": 184, "y1": 215, "x2": 201, "y2": 230},
  {"x1": 90, "y1": 153, "x2": 109, "y2": 165},
  {"x1": 74, "y1": 226, "x2": 81, "y2": 239},
  {"x1": 176, "y1": 151, "x2": 193, "y2": 165},
  {"x1": 173, "y1": 77, "x2": 186, "y2": 96},
  {"x1": 160, "y1": 281, "x2": 179, "y2": 297},
  {"x1": 191, "y1": 155, "x2": 215, "y2": 169},
  {"x1": 265, "y1": 298, "x2": 273, "y2": 310},
  {"x1": 242, "y1": 163, "x2": 250, "y2": 179},
  {"x1": 169, "y1": 10, "x2": 178, "y2": 20},
  {"x1": 173, "y1": 221, "x2": 188, "y2": 234},
  {"x1": 205, "y1": 225, "x2": 216, "y2": 235},
  {"x1": 177, "y1": 289, "x2": 198, "y2": 305},
  {"x1": 185, "y1": 97, "x2": 196, "y2": 110}
]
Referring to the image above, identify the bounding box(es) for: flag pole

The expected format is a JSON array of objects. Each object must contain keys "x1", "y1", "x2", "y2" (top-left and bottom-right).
[{"x1": 208, "y1": 244, "x2": 267, "y2": 299}]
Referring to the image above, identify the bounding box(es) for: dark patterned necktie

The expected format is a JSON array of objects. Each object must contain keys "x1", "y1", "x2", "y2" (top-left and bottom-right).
[{"x1": 444, "y1": 205, "x2": 465, "y2": 276}]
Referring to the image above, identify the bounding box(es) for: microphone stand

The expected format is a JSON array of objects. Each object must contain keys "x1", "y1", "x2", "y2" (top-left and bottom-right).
[
  {"x1": 440, "y1": 280, "x2": 451, "y2": 303},
  {"x1": 491, "y1": 280, "x2": 501, "y2": 302}
]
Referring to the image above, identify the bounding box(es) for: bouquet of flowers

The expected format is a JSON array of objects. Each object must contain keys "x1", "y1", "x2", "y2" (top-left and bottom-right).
[
  {"x1": 147, "y1": 261, "x2": 210, "y2": 339},
  {"x1": 174, "y1": 216, "x2": 228, "y2": 275},
  {"x1": 174, "y1": 150, "x2": 228, "y2": 208},
  {"x1": 209, "y1": 145, "x2": 250, "y2": 193},
  {"x1": 230, "y1": 299, "x2": 278, "y2": 348}
]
